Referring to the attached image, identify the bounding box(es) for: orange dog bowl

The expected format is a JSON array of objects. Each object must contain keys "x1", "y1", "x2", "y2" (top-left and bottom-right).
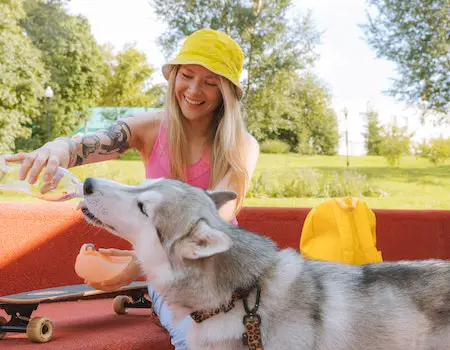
[{"x1": 74, "y1": 243, "x2": 131, "y2": 283}]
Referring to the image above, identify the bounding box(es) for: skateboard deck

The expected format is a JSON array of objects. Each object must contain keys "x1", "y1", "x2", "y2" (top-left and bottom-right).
[
  {"x1": 0, "y1": 281, "x2": 152, "y2": 343},
  {"x1": 0, "y1": 281, "x2": 148, "y2": 304}
]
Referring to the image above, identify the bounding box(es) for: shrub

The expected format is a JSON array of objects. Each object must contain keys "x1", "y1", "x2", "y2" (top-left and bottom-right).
[
  {"x1": 247, "y1": 168, "x2": 386, "y2": 199},
  {"x1": 415, "y1": 137, "x2": 450, "y2": 164},
  {"x1": 379, "y1": 124, "x2": 413, "y2": 167},
  {"x1": 117, "y1": 148, "x2": 141, "y2": 160},
  {"x1": 282, "y1": 168, "x2": 321, "y2": 198},
  {"x1": 260, "y1": 140, "x2": 290, "y2": 154},
  {"x1": 246, "y1": 171, "x2": 274, "y2": 198}
]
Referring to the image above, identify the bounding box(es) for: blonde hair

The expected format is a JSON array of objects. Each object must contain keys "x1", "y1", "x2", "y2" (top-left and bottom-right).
[{"x1": 164, "y1": 65, "x2": 248, "y2": 213}]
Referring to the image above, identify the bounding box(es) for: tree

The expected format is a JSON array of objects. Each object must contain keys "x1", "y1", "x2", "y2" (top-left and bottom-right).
[
  {"x1": 20, "y1": 0, "x2": 106, "y2": 144},
  {"x1": 150, "y1": 0, "x2": 337, "y2": 152},
  {"x1": 0, "y1": 0, "x2": 48, "y2": 153},
  {"x1": 97, "y1": 44, "x2": 166, "y2": 107},
  {"x1": 379, "y1": 123, "x2": 413, "y2": 167},
  {"x1": 151, "y1": 0, "x2": 320, "y2": 95},
  {"x1": 415, "y1": 137, "x2": 450, "y2": 164},
  {"x1": 249, "y1": 71, "x2": 338, "y2": 154},
  {"x1": 362, "y1": 105, "x2": 383, "y2": 155},
  {"x1": 293, "y1": 74, "x2": 338, "y2": 155},
  {"x1": 361, "y1": 0, "x2": 450, "y2": 115}
]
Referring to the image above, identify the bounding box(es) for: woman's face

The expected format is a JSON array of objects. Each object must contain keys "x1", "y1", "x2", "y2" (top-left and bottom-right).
[{"x1": 174, "y1": 64, "x2": 223, "y2": 123}]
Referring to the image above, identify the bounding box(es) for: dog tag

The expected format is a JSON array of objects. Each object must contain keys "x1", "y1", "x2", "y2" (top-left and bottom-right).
[
  {"x1": 242, "y1": 332, "x2": 249, "y2": 346},
  {"x1": 242, "y1": 314, "x2": 263, "y2": 349}
]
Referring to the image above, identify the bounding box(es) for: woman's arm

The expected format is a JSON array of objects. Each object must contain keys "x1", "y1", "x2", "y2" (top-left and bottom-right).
[
  {"x1": 6, "y1": 111, "x2": 163, "y2": 183},
  {"x1": 66, "y1": 111, "x2": 163, "y2": 168},
  {"x1": 215, "y1": 134, "x2": 260, "y2": 222}
]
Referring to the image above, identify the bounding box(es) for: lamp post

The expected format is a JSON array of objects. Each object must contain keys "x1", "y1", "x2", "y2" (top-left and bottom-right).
[
  {"x1": 343, "y1": 107, "x2": 349, "y2": 168},
  {"x1": 44, "y1": 86, "x2": 54, "y2": 142}
]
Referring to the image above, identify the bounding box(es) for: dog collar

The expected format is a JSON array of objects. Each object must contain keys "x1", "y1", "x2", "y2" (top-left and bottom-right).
[{"x1": 190, "y1": 287, "x2": 253, "y2": 323}]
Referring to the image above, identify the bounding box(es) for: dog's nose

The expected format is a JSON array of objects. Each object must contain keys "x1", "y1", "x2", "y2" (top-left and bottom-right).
[{"x1": 83, "y1": 178, "x2": 94, "y2": 195}]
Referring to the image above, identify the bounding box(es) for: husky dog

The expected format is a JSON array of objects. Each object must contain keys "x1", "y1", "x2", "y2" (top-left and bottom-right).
[{"x1": 80, "y1": 177, "x2": 450, "y2": 350}]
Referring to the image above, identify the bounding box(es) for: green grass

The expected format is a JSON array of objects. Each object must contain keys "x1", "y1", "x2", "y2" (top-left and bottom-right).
[
  {"x1": 247, "y1": 154, "x2": 450, "y2": 209},
  {"x1": 1, "y1": 154, "x2": 449, "y2": 209}
]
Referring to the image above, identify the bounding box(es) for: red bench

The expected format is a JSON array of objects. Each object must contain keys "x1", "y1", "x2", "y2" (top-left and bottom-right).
[{"x1": 1, "y1": 202, "x2": 449, "y2": 348}]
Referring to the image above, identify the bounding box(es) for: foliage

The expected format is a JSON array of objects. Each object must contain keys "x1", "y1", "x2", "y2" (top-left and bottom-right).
[
  {"x1": 248, "y1": 71, "x2": 338, "y2": 154},
  {"x1": 97, "y1": 44, "x2": 166, "y2": 107},
  {"x1": 379, "y1": 123, "x2": 413, "y2": 166},
  {"x1": 292, "y1": 74, "x2": 338, "y2": 155},
  {"x1": 3, "y1": 155, "x2": 450, "y2": 210},
  {"x1": 361, "y1": 0, "x2": 450, "y2": 115},
  {"x1": 99, "y1": 107, "x2": 129, "y2": 123},
  {"x1": 151, "y1": 0, "x2": 319, "y2": 79},
  {"x1": 415, "y1": 137, "x2": 450, "y2": 164},
  {"x1": 260, "y1": 139, "x2": 290, "y2": 154},
  {"x1": 362, "y1": 105, "x2": 383, "y2": 155},
  {"x1": 150, "y1": 0, "x2": 337, "y2": 154},
  {"x1": 0, "y1": 0, "x2": 48, "y2": 153},
  {"x1": 116, "y1": 148, "x2": 142, "y2": 161},
  {"x1": 19, "y1": 0, "x2": 106, "y2": 143},
  {"x1": 247, "y1": 168, "x2": 386, "y2": 199}
]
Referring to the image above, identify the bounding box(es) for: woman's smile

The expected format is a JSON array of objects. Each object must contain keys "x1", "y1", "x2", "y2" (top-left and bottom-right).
[{"x1": 184, "y1": 95, "x2": 205, "y2": 106}]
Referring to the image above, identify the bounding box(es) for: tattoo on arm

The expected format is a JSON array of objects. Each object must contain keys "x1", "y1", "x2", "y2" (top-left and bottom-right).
[
  {"x1": 74, "y1": 154, "x2": 84, "y2": 167},
  {"x1": 80, "y1": 134, "x2": 101, "y2": 158},
  {"x1": 75, "y1": 120, "x2": 132, "y2": 165},
  {"x1": 99, "y1": 120, "x2": 132, "y2": 155}
]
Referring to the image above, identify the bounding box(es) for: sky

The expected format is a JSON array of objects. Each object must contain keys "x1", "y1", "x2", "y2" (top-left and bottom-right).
[{"x1": 67, "y1": 0, "x2": 430, "y2": 154}]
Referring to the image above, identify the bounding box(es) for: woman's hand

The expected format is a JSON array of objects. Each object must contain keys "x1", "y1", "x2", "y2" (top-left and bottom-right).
[
  {"x1": 85, "y1": 249, "x2": 142, "y2": 292},
  {"x1": 3, "y1": 138, "x2": 75, "y2": 184}
]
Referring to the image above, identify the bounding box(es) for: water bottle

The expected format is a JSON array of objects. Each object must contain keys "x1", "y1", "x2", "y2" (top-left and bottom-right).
[{"x1": 0, "y1": 156, "x2": 84, "y2": 201}]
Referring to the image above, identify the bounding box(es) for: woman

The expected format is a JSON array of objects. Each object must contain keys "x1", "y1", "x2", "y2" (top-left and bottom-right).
[{"x1": 6, "y1": 28, "x2": 259, "y2": 349}]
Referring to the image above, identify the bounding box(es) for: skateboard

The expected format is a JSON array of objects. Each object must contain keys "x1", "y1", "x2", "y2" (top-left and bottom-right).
[{"x1": 0, "y1": 281, "x2": 152, "y2": 343}]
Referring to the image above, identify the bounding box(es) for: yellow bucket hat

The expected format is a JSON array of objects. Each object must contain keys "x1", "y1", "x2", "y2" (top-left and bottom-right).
[{"x1": 162, "y1": 28, "x2": 244, "y2": 99}]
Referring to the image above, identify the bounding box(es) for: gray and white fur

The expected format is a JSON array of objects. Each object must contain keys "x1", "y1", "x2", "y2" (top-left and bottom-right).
[{"x1": 81, "y1": 177, "x2": 450, "y2": 350}]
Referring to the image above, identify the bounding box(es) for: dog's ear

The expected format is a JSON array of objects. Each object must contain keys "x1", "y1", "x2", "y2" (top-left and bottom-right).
[
  {"x1": 181, "y1": 220, "x2": 232, "y2": 259},
  {"x1": 206, "y1": 190, "x2": 237, "y2": 210}
]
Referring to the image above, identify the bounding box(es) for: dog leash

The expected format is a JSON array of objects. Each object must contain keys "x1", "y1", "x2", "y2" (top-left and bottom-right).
[{"x1": 242, "y1": 282, "x2": 263, "y2": 350}]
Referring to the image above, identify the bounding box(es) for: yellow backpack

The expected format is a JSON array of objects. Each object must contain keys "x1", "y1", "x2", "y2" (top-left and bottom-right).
[{"x1": 300, "y1": 198, "x2": 383, "y2": 265}]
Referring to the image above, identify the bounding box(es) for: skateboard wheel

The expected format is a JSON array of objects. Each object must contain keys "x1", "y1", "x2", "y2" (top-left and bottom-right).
[
  {"x1": 26, "y1": 317, "x2": 54, "y2": 343},
  {"x1": 113, "y1": 295, "x2": 132, "y2": 315},
  {"x1": 0, "y1": 316, "x2": 6, "y2": 340}
]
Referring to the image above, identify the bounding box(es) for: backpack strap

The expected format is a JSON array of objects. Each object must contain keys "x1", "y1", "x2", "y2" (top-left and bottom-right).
[
  {"x1": 351, "y1": 200, "x2": 383, "y2": 263},
  {"x1": 334, "y1": 198, "x2": 382, "y2": 264},
  {"x1": 332, "y1": 198, "x2": 357, "y2": 264}
]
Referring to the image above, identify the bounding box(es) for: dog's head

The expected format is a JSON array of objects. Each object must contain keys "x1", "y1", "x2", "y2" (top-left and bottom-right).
[{"x1": 80, "y1": 177, "x2": 237, "y2": 263}]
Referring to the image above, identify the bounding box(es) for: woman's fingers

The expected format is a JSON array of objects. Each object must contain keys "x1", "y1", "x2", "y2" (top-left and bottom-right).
[
  {"x1": 43, "y1": 154, "x2": 61, "y2": 182},
  {"x1": 3, "y1": 153, "x2": 27, "y2": 162},
  {"x1": 4, "y1": 140, "x2": 69, "y2": 183},
  {"x1": 40, "y1": 182, "x2": 54, "y2": 194},
  {"x1": 28, "y1": 150, "x2": 51, "y2": 184},
  {"x1": 18, "y1": 152, "x2": 38, "y2": 181}
]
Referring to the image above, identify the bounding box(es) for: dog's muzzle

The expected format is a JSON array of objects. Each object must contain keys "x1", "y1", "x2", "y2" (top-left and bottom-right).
[{"x1": 78, "y1": 201, "x2": 116, "y2": 232}]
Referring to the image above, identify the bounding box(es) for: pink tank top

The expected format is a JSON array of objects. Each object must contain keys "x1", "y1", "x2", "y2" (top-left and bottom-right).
[
  {"x1": 145, "y1": 121, "x2": 211, "y2": 188},
  {"x1": 145, "y1": 120, "x2": 238, "y2": 225}
]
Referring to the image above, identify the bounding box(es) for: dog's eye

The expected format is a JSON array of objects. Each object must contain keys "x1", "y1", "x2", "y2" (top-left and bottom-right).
[{"x1": 137, "y1": 202, "x2": 147, "y2": 217}]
